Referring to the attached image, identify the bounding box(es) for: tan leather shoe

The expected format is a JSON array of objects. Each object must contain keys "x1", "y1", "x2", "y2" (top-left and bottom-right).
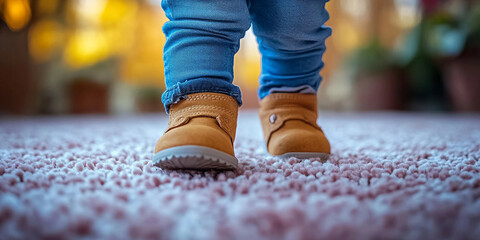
[
  {"x1": 153, "y1": 92, "x2": 238, "y2": 169},
  {"x1": 259, "y1": 93, "x2": 330, "y2": 160}
]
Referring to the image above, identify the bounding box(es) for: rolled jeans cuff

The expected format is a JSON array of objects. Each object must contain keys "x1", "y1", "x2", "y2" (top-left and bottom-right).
[{"x1": 161, "y1": 78, "x2": 243, "y2": 113}]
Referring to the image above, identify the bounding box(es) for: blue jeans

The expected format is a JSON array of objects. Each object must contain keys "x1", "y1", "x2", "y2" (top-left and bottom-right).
[{"x1": 161, "y1": 0, "x2": 331, "y2": 112}]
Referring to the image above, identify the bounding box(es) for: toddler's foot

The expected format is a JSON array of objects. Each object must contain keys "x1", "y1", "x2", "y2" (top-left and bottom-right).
[
  {"x1": 259, "y1": 93, "x2": 330, "y2": 161},
  {"x1": 153, "y1": 93, "x2": 238, "y2": 169}
]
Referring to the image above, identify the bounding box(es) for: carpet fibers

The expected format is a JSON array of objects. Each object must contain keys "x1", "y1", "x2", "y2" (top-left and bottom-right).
[{"x1": 1, "y1": 111, "x2": 480, "y2": 240}]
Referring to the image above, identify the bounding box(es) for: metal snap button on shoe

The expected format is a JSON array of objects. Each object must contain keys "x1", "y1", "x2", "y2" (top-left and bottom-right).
[{"x1": 269, "y1": 114, "x2": 277, "y2": 124}]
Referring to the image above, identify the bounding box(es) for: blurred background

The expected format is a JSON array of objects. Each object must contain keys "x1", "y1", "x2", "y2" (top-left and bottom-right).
[{"x1": 0, "y1": 0, "x2": 479, "y2": 115}]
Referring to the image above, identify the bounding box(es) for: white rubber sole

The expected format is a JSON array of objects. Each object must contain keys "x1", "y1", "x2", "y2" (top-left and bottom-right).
[
  {"x1": 263, "y1": 144, "x2": 330, "y2": 161},
  {"x1": 276, "y1": 152, "x2": 330, "y2": 162},
  {"x1": 153, "y1": 145, "x2": 238, "y2": 170}
]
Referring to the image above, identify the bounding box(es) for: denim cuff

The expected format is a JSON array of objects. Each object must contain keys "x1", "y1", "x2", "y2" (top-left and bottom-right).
[{"x1": 162, "y1": 78, "x2": 243, "y2": 113}]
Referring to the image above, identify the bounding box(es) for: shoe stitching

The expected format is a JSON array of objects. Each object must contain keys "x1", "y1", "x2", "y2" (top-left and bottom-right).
[
  {"x1": 263, "y1": 94, "x2": 316, "y2": 101},
  {"x1": 170, "y1": 105, "x2": 237, "y2": 118},
  {"x1": 185, "y1": 94, "x2": 238, "y2": 104}
]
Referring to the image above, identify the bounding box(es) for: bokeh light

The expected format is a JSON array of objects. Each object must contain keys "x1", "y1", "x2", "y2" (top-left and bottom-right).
[
  {"x1": 1, "y1": 0, "x2": 479, "y2": 114},
  {"x1": 1, "y1": 0, "x2": 31, "y2": 31}
]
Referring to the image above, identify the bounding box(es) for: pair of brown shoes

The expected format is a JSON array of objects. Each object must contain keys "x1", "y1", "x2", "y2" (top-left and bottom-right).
[{"x1": 153, "y1": 92, "x2": 330, "y2": 169}]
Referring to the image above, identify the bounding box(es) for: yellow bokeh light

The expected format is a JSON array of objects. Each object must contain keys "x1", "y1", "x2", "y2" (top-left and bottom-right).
[
  {"x1": 36, "y1": 0, "x2": 59, "y2": 15},
  {"x1": 2, "y1": 0, "x2": 31, "y2": 31},
  {"x1": 120, "y1": 6, "x2": 166, "y2": 87},
  {"x1": 333, "y1": 19, "x2": 362, "y2": 52},
  {"x1": 62, "y1": 0, "x2": 139, "y2": 69},
  {"x1": 234, "y1": 29, "x2": 261, "y2": 89},
  {"x1": 63, "y1": 30, "x2": 111, "y2": 68},
  {"x1": 100, "y1": 0, "x2": 135, "y2": 27},
  {"x1": 100, "y1": 0, "x2": 138, "y2": 55},
  {"x1": 70, "y1": 0, "x2": 107, "y2": 26},
  {"x1": 28, "y1": 19, "x2": 63, "y2": 62}
]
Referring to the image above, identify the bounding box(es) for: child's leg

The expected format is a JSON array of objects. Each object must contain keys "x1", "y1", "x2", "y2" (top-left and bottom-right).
[
  {"x1": 154, "y1": 0, "x2": 251, "y2": 169},
  {"x1": 248, "y1": 0, "x2": 331, "y2": 98},
  {"x1": 161, "y1": 0, "x2": 251, "y2": 112},
  {"x1": 249, "y1": 0, "x2": 332, "y2": 159}
]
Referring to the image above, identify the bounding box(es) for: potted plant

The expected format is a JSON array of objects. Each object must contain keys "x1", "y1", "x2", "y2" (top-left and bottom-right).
[
  {"x1": 347, "y1": 39, "x2": 408, "y2": 111},
  {"x1": 135, "y1": 86, "x2": 164, "y2": 113},
  {"x1": 426, "y1": 1, "x2": 480, "y2": 111},
  {"x1": 399, "y1": 0, "x2": 480, "y2": 111}
]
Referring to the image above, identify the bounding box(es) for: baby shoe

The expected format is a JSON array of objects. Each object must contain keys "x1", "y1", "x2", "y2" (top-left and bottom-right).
[
  {"x1": 153, "y1": 92, "x2": 238, "y2": 169},
  {"x1": 259, "y1": 93, "x2": 330, "y2": 160}
]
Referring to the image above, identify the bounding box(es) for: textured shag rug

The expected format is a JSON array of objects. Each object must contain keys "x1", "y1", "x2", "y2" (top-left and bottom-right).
[{"x1": 0, "y1": 111, "x2": 479, "y2": 240}]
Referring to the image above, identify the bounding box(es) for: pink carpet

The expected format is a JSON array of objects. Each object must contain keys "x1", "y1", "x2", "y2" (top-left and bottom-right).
[{"x1": 1, "y1": 111, "x2": 479, "y2": 240}]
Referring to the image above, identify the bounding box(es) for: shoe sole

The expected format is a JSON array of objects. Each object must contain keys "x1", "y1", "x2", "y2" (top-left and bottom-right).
[
  {"x1": 263, "y1": 144, "x2": 330, "y2": 162},
  {"x1": 153, "y1": 145, "x2": 238, "y2": 170},
  {"x1": 276, "y1": 152, "x2": 330, "y2": 162}
]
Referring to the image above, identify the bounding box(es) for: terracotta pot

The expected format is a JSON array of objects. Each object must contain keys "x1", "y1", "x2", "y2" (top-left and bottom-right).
[
  {"x1": 69, "y1": 79, "x2": 109, "y2": 114},
  {"x1": 442, "y1": 49, "x2": 480, "y2": 112},
  {"x1": 354, "y1": 69, "x2": 408, "y2": 111},
  {"x1": 135, "y1": 98, "x2": 164, "y2": 113}
]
